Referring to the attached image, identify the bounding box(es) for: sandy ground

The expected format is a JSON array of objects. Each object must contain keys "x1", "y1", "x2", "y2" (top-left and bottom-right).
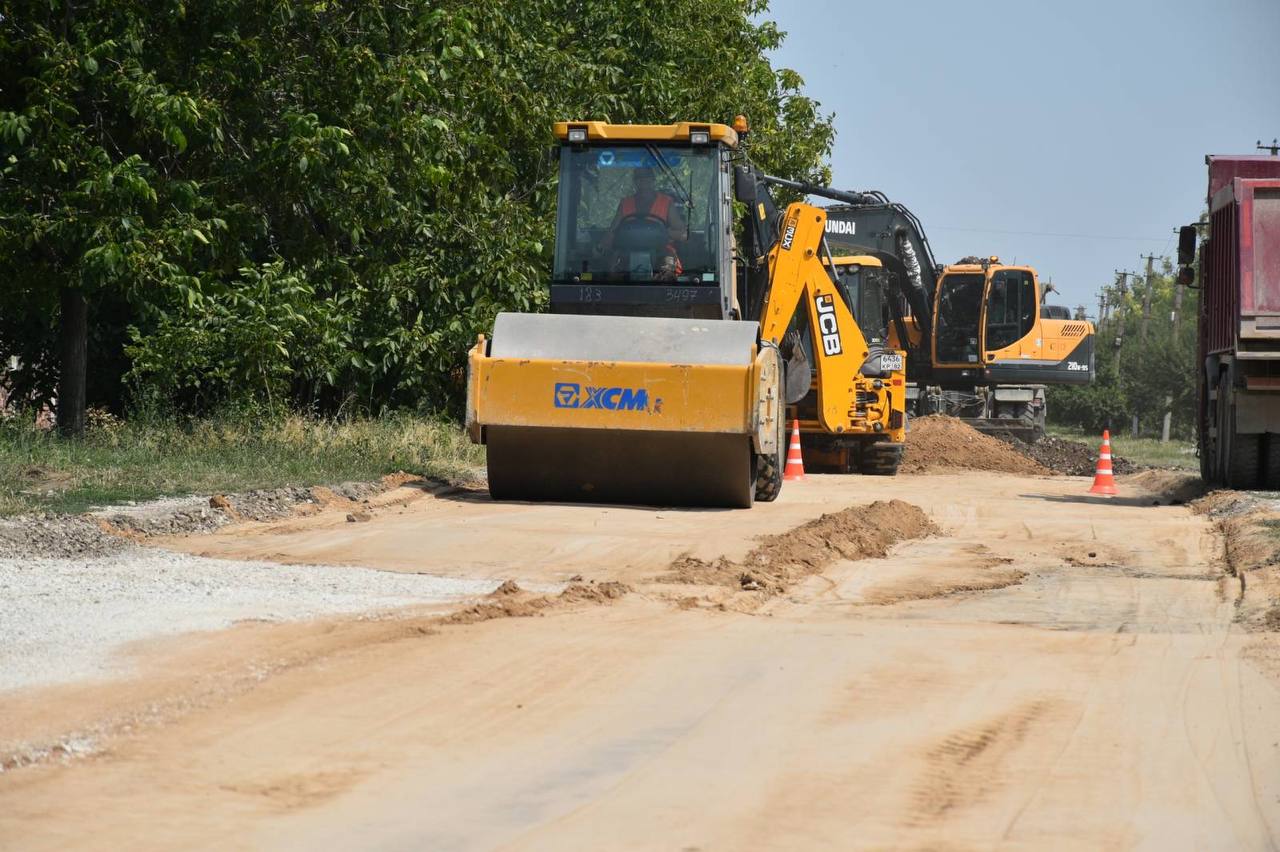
[{"x1": 3, "y1": 471, "x2": 1279, "y2": 850}]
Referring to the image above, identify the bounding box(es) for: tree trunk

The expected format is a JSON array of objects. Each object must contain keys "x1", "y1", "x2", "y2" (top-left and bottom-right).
[{"x1": 58, "y1": 286, "x2": 87, "y2": 438}]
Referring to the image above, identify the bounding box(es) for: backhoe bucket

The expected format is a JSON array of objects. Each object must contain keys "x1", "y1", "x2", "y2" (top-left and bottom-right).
[{"x1": 467, "y1": 313, "x2": 782, "y2": 508}]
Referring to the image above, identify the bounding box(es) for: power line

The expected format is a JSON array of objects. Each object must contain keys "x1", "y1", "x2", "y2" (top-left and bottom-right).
[{"x1": 928, "y1": 225, "x2": 1169, "y2": 243}]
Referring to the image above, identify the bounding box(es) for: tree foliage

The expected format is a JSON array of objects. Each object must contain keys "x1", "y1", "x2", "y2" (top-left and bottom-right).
[
  {"x1": 1049, "y1": 261, "x2": 1198, "y2": 439},
  {"x1": 0, "y1": 0, "x2": 834, "y2": 415}
]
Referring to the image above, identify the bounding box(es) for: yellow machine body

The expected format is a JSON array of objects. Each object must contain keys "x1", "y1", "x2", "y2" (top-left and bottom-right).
[
  {"x1": 466, "y1": 120, "x2": 904, "y2": 507},
  {"x1": 777, "y1": 249, "x2": 907, "y2": 474},
  {"x1": 932, "y1": 259, "x2": 1095, "y2": 386}
]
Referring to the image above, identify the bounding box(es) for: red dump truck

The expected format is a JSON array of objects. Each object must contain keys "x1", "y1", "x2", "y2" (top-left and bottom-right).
[{"x1": 1179, "y1": 154, "x2": 1280, "y2": 487}]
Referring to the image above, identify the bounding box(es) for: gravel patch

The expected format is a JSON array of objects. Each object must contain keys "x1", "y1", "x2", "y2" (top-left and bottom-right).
[
  {"x1": 0, "y1": 547, "x2": 551, "y2": 693},
  {"x1": 0, "y1": 514, "x2": 131, "y2": 559},
  {"x1": 1, "y1": 479, "x2": 421, "y2": 560},
  {"x1": 992, "y1": 433, "x2": 1138, "y2": 477},
  {"x1": 89, "y1": 482, "x2": 386, "y2": 538}
]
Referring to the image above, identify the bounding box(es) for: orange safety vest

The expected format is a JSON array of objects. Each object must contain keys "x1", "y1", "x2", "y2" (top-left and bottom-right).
[
  {"x1": 619, "y1": 193, "x2": 673, "y2": 222},
  {"x1": 618, "y1": 193, "x2": 681, "y2": 274}
]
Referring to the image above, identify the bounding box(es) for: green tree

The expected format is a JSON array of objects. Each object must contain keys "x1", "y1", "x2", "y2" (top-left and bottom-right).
[
  {"x1": 1049, "y1": 261, "x2": 1199, "y2": 439},
  {"x1": 1, "y1": 0, "x2": 835, "y2": 426}
]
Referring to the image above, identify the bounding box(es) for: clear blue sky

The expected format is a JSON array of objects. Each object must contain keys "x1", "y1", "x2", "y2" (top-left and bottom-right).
[{"x1": 766, "y1": 0, "x2": 1280, "y2": 316}]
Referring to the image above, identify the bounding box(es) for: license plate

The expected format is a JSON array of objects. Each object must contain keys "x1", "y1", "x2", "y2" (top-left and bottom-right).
[{"x1": 880, "y1": 353, "x2": 904, "y2": 372}]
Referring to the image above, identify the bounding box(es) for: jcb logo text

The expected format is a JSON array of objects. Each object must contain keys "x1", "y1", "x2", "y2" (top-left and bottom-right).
[{"x1": 815, "y1": 294, "x2": 842, "y2": 356}]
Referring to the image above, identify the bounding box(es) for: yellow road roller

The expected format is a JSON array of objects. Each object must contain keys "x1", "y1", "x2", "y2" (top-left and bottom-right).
[{"x1": 466, "y1": 119, "x2": 905, "y2": 507}]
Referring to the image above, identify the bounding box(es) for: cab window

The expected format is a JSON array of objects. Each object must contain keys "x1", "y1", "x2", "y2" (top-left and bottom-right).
[
  {"x1": 552, "y1": 145, "x2": 720, "y2": 284},
  {"x1": 837, "y1": 265, "x2": 890, "y2": 344},
  {"x1": 985, "y1": 270, "x2": 1038, "y2": 350},
  {"x1": 935, "y1": 273, "x2": 984, "y2": 362}
]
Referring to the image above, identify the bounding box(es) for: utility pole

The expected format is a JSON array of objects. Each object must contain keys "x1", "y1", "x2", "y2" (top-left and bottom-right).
[
  {"x1": 1170, "y1": 227, "x2": 1186, "y2": 327},
  {"x1": 1111, "y1": 271, "x2": 1127, "y2": 379},
  {"x1": 1133, "y1": 255, "x2": 1160, "y2": 437},
  {"x1": 1112, "y1": 270, "x2": 1130, "y2": 330},
  {"x1": 1163, "y1": 240, "x2": 1180, "y2": 443},
  {"x1": 1106, "y1": 270, "x2": 1136, "y2": 437},
  {"x1": 1140, "y1": 253, "x2": 1157, "y2": 342},
  {"x1": 1259, "y1": 138, "x2": 1280, "y2": 156}
]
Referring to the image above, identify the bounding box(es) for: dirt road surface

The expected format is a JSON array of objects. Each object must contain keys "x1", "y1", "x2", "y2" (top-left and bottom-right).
[{"x1": 3, "y1": 472, "x2": 1279, "y2": 850}]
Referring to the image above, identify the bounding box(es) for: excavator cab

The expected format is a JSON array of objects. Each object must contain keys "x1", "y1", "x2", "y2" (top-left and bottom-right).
[{"x1": 933, "y1": 259, "x2": 1093, "y2": 387}]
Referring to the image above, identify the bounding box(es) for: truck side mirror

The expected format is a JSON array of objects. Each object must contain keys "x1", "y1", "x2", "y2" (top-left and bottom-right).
[
  {"x1": 1177, "y1": 225, "x2": 1197, "y2": 265},
  {"x1": 733, "y1": 165, "x2": 757, "y2": 204}
]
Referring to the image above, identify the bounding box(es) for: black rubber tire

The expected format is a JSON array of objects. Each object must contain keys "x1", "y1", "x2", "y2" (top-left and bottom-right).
[
  {"x1": 1213, "y1": 378, "x2": 1232, "y2": 485},
  {"x1": 1198, "y1": 373, "x2": 1214, "y2": 483},
  {"x1": 1215, "y1": 383, "x2": 1230, "y2": 484},
  {"x1": 1223, "y1": 401, "x2": 1261, "y2": 489},
  {"x1": 859, "y1": 442, "x2": 903, "y2": 476},
  {"x1": 1263, "y1": 434, "x2": 1280, "y2": 491},
  {"x1": 754, "y1": 412, "x2": 786, "y2": 502}
]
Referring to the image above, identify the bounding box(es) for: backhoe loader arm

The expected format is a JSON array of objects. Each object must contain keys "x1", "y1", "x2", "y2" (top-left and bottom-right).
[{"x1": 758, "y1": 204, "x2": 872, "y2": 434}]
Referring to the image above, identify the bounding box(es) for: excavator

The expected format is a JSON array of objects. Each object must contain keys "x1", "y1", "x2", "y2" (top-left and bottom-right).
[
  {"x1": 465, "y1": 118, "x2": 906, "y2": 507},
  {"x1": 817, "y1": 200, "x2": 1094, "y2": 439}
]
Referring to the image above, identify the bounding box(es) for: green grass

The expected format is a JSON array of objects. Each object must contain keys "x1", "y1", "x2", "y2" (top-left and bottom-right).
[
  {"x1": 1046, "y1": 424, "x2": 1199, "y2": 471},
  {"x1": 0, "y1": 413, "x2": 484, "y2": 517}
]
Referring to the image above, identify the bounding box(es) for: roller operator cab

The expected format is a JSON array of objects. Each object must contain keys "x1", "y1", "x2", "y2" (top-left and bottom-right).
[{"x1": 549, "y1": 121, "x2": 738, "y2": 320}]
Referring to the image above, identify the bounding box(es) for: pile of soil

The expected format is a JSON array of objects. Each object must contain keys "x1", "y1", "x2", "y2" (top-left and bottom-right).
[
  {"x1": 1129, "y1": 470, "x2": 1206, "y2": 505},
  {"x1": 994, "y1": 434, "x2": 1137, "y2": 477},
  {"x1": 663, "y1": 499, "x2": 936, "y2": 594},
  {"x1": 900, "y1": 416, "x2": 1051, "y2": 476},
  {"x1": 440, "y1": 580, "x2": 631, "y2": 624}
]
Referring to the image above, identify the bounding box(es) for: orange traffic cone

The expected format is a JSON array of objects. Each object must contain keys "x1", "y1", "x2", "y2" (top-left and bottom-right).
[
  {"x1": 784, "y1": 419, "x2": 806, "y2": 481},
  {"x1": 1088, "y1": 429, "x2": 1118, "y2": 496}
]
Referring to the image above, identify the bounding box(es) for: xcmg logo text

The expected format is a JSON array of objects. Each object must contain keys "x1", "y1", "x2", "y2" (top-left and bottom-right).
[{"x1": 554, "y1": 383, "x2": 652, "y2": 411}]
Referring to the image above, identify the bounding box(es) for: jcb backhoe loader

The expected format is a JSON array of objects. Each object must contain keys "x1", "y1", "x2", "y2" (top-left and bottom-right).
[{"x1": 465, "y1": 118, "x2": 905, "y2": 507}]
